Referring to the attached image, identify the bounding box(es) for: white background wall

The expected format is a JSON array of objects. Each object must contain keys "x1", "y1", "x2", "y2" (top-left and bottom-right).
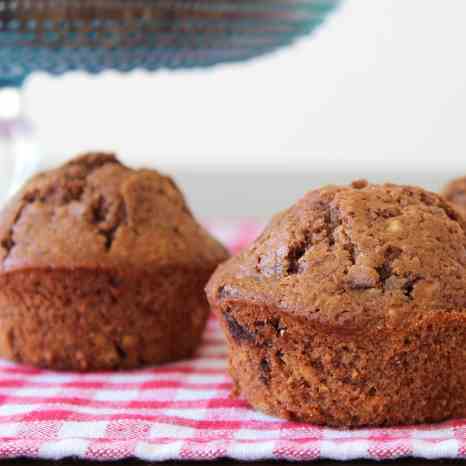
[{"x1": 24, "y1": 0, "x2": 466, "y2": 174}]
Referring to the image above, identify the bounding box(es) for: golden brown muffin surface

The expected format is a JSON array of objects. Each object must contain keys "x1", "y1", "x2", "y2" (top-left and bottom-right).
[
  {"x1": 0, "y1": 153, "x2": 228, "y2": 371},
  {"x1": 207, "y1": 180, "x2": 466, "y2": 427},
  {"x1": 443, "y1": 175, "x2": 466, "y2": 217}
]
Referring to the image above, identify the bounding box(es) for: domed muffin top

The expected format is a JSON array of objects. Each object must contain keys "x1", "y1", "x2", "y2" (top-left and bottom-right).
[
  {"x1": 443, "y1": 175, "x2": 466, "y2": 216},
  {"x1": 207, "y1": 181, "x2": 466, "y2": 330},
  {"x1": 0, "y1": 153, "x2": 228, "y2": 272}
]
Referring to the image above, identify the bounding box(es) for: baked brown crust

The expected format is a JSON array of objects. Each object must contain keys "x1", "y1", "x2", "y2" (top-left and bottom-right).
[
  {"x1": 443, "y1": 176, "x2": 466, "y2": 217},
  {"x1": 0, "y1": 153, "x2": 228, "y2": 371},
  {"x1": 207, "y1": 180, "x2": 466, "y2": 427}
]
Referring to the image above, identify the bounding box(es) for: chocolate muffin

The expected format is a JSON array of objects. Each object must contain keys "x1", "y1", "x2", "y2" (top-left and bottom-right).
[
  {"x1": 443, "y1": 176, "x2": 466, "y2": 217},
  {"x1": 207, "y1": 180, "x2": 466, "y2": 427},
  {"x1": 0, "y1": 153, "x2": 228, "y2": 371}
]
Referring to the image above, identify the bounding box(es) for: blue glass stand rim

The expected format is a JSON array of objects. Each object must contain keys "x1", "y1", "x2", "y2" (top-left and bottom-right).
[{"x1": 0, "y1": 0, "x2": 340, "y2": 87}]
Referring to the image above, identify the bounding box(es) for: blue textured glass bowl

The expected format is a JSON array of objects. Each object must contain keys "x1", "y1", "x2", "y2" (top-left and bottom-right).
[
  {"x1": 0, "y1": 0, "x2": 340, "y2": 204},
  {"x1": 0, "y1": 0, "x2": 340, "y2": 87}
]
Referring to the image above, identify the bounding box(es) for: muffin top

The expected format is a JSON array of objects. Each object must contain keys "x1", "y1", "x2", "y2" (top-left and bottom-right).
[
  {"x1": 0, "y1": 153, "x2": 228, "y2": 272},
  {"x1": 207, "y1": 180, "x2": 466, "y2": 331},
  {"x1": 443, "y1": 176, "x2": 466, "y2": 216}
]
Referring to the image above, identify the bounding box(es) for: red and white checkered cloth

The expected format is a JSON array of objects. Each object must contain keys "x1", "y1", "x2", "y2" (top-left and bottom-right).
[{"x1": 0, "y1": 220, "x2": 465, "y2": 461}]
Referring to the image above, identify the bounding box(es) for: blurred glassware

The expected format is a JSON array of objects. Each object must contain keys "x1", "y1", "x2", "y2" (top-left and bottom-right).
[
  {"x1": 0, "y1": 0, "x2": 340, "y2": 203},
  {"x1": 0, "y1": 87, "x2": 40, "y2": 201}
]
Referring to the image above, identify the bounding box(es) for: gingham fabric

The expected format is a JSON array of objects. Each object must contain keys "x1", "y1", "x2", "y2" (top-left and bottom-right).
[{"x1": 0, "y1": 220, "x2": 464, "y2": 461}]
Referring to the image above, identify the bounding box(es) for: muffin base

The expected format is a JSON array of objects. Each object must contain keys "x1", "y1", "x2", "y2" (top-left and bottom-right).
[
  {"x1": 217, "y1": 301, "x2": 466, "y2": 428},
  {"x1": 0, "y1": 266, "x2": 210, "y2": 371}
]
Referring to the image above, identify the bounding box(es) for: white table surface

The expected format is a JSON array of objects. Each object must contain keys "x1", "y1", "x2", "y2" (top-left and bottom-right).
[{"x1": 1, "y1": 168, "x2": 460, "y2": 219}]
